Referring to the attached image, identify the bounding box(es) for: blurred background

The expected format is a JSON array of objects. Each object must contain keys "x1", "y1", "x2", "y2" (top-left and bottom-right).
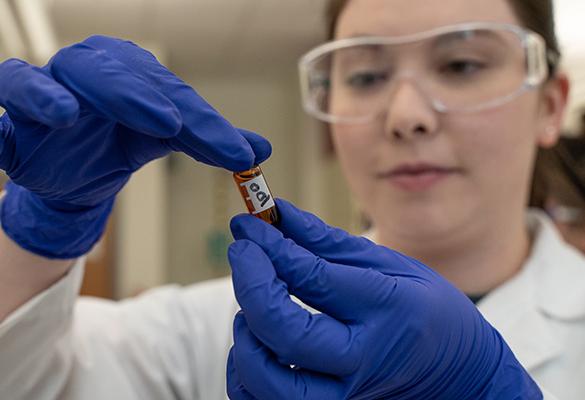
[{"x1": 0, "y1": 0, "x2": 583, "y2": 299}]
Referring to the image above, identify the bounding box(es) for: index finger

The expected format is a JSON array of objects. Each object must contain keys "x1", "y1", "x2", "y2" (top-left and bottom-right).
[
  {"x1": 82, "y1": 35, "x2": 259, "y2": 172},
  {"x1": 49, "y1": 42, "x2": 182, "y2": 138}
]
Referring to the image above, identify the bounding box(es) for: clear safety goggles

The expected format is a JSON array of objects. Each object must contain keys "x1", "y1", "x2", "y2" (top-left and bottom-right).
[{"x1": 299, "y1": 22, "x2": 551, "y2": 124}]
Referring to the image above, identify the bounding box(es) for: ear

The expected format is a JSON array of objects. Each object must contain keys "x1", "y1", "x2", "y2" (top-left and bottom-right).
[{"x1": 536, "y1": 72, "x2": 570, "y2": 148}]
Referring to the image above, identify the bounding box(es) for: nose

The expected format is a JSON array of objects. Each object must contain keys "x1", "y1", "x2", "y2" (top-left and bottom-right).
[{"x1": 383, "y1": 80, "x2": 438, "y2": 141}]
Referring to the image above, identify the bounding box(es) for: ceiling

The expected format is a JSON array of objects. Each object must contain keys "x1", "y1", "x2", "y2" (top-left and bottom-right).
[
  {"x1": 4, "y1": 0, "x2": 583, "y2": 75},
  {"x1": 2, "y1": 0, "x2": 584, "y2": 127},
  {"x1": 48, "y1": 0, "x2": 328, "y2": 76}
]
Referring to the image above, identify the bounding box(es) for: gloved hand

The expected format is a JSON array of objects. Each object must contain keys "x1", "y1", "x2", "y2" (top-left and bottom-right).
[
  {"x1": 226, "y1": 199, "x2": 542, "y2": 399},
  {"x1": 0, "y1": 35, "x2": 271, "y2": 259}
]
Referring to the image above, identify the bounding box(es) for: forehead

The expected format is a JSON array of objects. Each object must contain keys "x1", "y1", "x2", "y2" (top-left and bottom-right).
[{"x1": 336, "y1": 0, "x2": 520, "y2": 38}]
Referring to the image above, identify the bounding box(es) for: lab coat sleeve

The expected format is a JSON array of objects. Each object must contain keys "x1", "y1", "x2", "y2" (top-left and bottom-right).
[
  {"x1": 542, "y1": 389, "x2": 560, "y2": 400},
  {"x1": 0, "y1": 258, "x2": 85, "y2": 400},
  {"x1": 69, "y1": 274, "x2": 238, "y2": 400},
  {"x1": 0, "y1": 259, "x2": 238, "y2": 400}
]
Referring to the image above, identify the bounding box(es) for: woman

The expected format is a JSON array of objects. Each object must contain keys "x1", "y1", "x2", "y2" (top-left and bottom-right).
[
  {"x1": 316, "y1": 0, "x2": 567, "y2": 298},
  {"x1": 228, "y1": 0, "x2": 585, "y2": 398},
  {"x1": 0, "y1": 0, "x2": 582, "y2": 399}
]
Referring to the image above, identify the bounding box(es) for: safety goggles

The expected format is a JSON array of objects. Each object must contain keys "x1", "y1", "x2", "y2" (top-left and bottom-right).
[{"x1": 299, "y1": 22, "x2": 551, "y2": 124}]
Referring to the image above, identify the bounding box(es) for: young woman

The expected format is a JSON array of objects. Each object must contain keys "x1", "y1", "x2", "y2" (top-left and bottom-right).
[
  {"x1": 0, "y1": 0, "x2": 582, "y2": 399},
  {"x1": 228, "y1": 0, "x2": 585, "y2": 398}
]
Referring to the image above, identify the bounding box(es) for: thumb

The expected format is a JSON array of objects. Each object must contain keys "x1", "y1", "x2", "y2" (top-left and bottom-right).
[
  {"x1": 275, "y1": 198, "x2": 382, "y2": 268},
  {"x1": 275, "y1": 198, "x2": 430, "y2": 279},
  {"x1": 237, "y1": 129, "x2": 272, "y2": 165}
]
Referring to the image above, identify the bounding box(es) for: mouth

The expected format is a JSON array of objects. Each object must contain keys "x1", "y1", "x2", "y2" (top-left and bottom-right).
[{"x1": 377, "y1": 163, "x2": 461, "y2": 192}]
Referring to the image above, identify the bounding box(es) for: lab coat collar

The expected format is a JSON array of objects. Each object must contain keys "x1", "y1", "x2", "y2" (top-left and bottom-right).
[
  {"x1": 477, "y1": 262, "x2": 563, "y2": 371},
  {"x1": 526, "y1": 210, "x2": 585, "y2": 320},
  {"x1": 478, "y1": 210, "x2": 585, "y2": 371},
  {"x1": 366, "y1": 210, "x2": 585, "y2": 371}
]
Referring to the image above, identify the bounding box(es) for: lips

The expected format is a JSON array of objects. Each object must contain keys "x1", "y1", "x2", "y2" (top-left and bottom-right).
[{"x1": 378, "y1": 162, "x2": 460, "y2": 192}]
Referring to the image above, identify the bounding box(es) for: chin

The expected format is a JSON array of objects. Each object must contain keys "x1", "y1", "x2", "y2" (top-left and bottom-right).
[{"x1": 370, "y1": 201, "x2": 466, "y2": 241}]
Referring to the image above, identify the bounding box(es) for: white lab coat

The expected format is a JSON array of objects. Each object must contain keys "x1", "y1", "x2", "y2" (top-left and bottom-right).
[{"x1": 0, "y1": 211, "x2": 583, "y2": 400}]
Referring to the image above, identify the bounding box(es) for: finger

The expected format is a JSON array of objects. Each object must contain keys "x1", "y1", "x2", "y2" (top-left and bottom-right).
[
  {"x1": 227, "y1": 349, "x2": 257, "y2": 400},
  {"x1": 230, "y1": 214, "x2": 396, "y2": 319},
  {"x1": 238, "y1": 129, "x2": 272, "y2": 165},
  {"x1": 168, "y1": 128, "x2": 271, "y2": 170},
  {"x1": 232, "y1": 314, "x2": 344, "y2": 400},
  {"x1": 48, "y1": 42, "x2": 182, "y2": 138},
  {"x1": 274, "y1": 198, "x2": 431, "y2": 278},
  {"x1": 0, "y1": 59, "x2": 79, "y2": 128},
  {"x1": 82, "y1": 35, "x2": 257, "y2": 172},
  {"x1": 228, "y1": 240, "x2": 361, "y2": 376}
]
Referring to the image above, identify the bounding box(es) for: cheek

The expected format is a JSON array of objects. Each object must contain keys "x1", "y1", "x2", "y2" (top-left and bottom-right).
[
  {"x1": 454, "y1": 99, "x2": 539, "y2": 190},
  {"x1": 331, "y1": 125, "x2": 378, "y2": 199}
]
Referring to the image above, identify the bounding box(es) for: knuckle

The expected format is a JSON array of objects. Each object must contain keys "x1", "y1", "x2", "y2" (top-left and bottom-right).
[
  {"x1": 50, "y1": 45, "x2": 81, "y2": 72},
  {"x1": 0, "y1": 59, "x2": 29, "y2": 85},
  {"x1": 344, "y1": 329, "x2": 364, "y2": 372},
  {"x1": 0, "y1": 61, "x2": 26, "y2": 94},
  {"x1": 82, "y1": 35, "x2": 124, "y2": 53},
  {"x1": 297, "y1": 257, "x2": 327, "y2": 289},
  {"x1": 226, "y1": 381, "x2": 240, "y2": 398},
  {"x1": 84, "y1": 34, "x2": 111, "y2": 44},
  {"x1": 246, "y1": 300, "x2": 281, "y2": 330},
  {"x1": 275, "y1": 338, "x2": 299, "y2": 361},
  {"x1": 1, "y1": 58, "x2": 26, "y2": 71}
]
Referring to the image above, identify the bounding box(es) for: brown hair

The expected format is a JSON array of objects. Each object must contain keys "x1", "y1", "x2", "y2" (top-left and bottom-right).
[
  {"x1": 530, "y1": 110, "x2": 585, "y2": 208},
  {"x1": 326, "y1": 0, "x2": 561, "y2": 74},
  {"x1": 530, "y1": 136, "x2": 585, "y2": 209}
]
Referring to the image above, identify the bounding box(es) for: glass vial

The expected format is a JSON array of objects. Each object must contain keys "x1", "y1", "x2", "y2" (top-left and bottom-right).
[{"x1": 233, "y1": 165, "x2": 279, "y2": 224}]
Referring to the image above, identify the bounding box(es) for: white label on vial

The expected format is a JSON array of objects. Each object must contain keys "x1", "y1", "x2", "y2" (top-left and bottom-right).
[{"x1": 240, "y1": 175, "x2": 275, "y2": 214}]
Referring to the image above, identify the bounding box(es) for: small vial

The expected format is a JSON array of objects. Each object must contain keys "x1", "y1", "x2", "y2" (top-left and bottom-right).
[{"x1": 233, "y1": 165, "x2": 279, "y2": 224}]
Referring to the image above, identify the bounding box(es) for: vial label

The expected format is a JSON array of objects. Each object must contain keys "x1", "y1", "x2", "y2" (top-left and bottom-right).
[{"x1": 240, "y1": 175, "x2": 275, "y2": 214}]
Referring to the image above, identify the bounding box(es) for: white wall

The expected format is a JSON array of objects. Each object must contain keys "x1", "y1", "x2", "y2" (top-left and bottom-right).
[
  {"x1": 165, "y1": 71, "x2": 307, "y2": 284},
  {"x1": 116, "y1": 160, "x2": 168, "y2": 297},
  {"x1": 159, "y1": 68, "x2": 361, "y2": 286},
  {"x1": 556, "y1": 0, "x2": 585, "y2": 131},
  {"x1": 562, "y1": 56, "x2": 585, "y2": 131}
]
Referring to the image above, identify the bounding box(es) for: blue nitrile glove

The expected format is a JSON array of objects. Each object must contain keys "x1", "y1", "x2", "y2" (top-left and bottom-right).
[
  {"x1": 226, "y1": 199, "x2": 542, "y2": 400},
  {"x1": 0, "y1": 35, "x2": 271, "y2": 259}
]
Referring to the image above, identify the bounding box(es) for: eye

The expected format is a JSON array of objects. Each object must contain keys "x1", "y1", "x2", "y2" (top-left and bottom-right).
[
  {"x1": 441, "y1": 60, "x2": 486, "y2": 76},
  {"x1": 346, "y1": 71, "x2": 389, "y2": 89}
]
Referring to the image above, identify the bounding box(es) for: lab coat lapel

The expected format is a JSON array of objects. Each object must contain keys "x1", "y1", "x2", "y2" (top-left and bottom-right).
[
  {"x1": 369, "y1": 210, "x2": 585, "y2": 371},
  {"x1": 478, "y1": 268, "x2": 563, "y2": 371},
  {"x1": 477, "y1": 212, "x2": 570, "y2": 371}
]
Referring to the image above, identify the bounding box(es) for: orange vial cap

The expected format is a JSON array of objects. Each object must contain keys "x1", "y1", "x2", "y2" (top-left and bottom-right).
[{"x1": 233, "y1": 165, "x2": 279, "y2": 224}]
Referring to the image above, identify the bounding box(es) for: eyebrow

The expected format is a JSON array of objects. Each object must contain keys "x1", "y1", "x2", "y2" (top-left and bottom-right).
[
  {"x1": 334, "y1": 44, "x2": 385, "y2": 65},
  {"x1": 344, "y1": 33, "x2": 379, "y2": 39},
  {"x1": 343, "y1": 29, "x2": 507, "y2": 46},
  {"x1": 432, "y1": 30, "x2": 507, "y2": 48}
]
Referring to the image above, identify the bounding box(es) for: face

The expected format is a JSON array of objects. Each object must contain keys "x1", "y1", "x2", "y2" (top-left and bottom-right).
[{"x1": 331, "y1": 0, "x2": 567, "y2": 244}]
